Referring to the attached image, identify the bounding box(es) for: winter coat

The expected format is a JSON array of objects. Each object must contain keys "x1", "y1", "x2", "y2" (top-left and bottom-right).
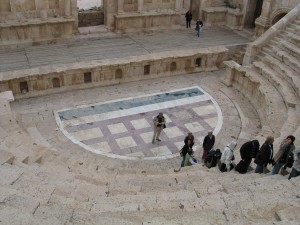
[
  {"x1": 202, "y1": 135, "x2": 215, "y2": 151},
  {"x1": 240, "y1": 140, "x2": 260, "y2": 165},
  {"x1": 273, "y1": 139, "x2": 295, "y2": 163},
  {"x1": 254, "y1": 141, "x2": 273, "y2": 167},
  {"x1": 221, "y1": 141, "x2": 237, "y2": 171},
  {"x1": 185, "y1": 12, "x2": 192, "y2": 21}
]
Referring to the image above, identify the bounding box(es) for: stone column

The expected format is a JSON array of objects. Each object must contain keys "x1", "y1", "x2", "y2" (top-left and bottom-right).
[
  {"x1": 35, "y1": 0, "x2": 49, "y2": 20},
  {"x1": 254, "y1": 0, "x2": 274, "y2": 37},
  {"x1": 118, "y1": 0, "x2": 124, "y2": 14},
  {"x1": 175, "y1": 0, "x2": 181, "y2": 11},
  {"x1": 137, "y1": 0, "x2": 143, "y2": 13},
  {"x1": 64, "y1": 0, "x2": 72, "y2": 18}
]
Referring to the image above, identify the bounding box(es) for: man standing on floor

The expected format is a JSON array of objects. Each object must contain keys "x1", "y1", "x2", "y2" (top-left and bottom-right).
[
  {"x1": 185, "y1": 10, "x2": 192, "y2": 28},
  {"x1": 152, "y1": 112, "x2": 166, "y2": 144},
  {"x1": 202, "y1": 131, "x2": 215, "y2": 162}
]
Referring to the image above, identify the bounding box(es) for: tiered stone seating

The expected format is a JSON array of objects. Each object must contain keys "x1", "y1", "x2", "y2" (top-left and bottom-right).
[
  {"x1": 0, "y1": 91, "x2": 58, "y2": 166},
  {"x1": 225, "y1": 6, "x2": 300, "y2": 142}
]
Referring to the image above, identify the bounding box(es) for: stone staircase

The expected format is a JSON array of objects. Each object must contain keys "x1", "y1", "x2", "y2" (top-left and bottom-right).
[{"x1": 1, "y1": 154, "x2": 300, "y2": 225}]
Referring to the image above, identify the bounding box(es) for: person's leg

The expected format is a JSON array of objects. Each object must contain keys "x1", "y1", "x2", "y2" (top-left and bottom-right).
[
  {"x1": 288, "y1": 168, "x2": 300, "y2": 180},
  {"x1": 156, "y1": 127, "x2": 162, "y2": 141},
  {"x1": 271, "y1": 162, "x2": 284, "y2": 175},
  {"x1": 197, "y1": 30, "x2": 199, "y2": 37},
  {"x1": 255, "y1": 165, "x2": 263, "y2": 173},
  {"x1": 186, "y1": 20, "x2": 188, "y2": 28},
  {"x1": 181, "y1": 156, "x2": 186, "y2": 167},
  {"x1": 202, "y1": 149, "x2": 208, "y2": 161},
  {"x1": 152, "y1": 127, "x2": 158, "y2": 143},
  {"x1": 188, "y1": 20, "x2": 191, "y2": 28}
]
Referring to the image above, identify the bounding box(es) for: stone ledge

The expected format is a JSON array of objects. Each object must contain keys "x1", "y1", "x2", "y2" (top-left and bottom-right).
[
  {"x1": 0, "y1": 46, "x2": 228, "y2": 82},
  {"x1": 0, "y1": 17, "x2": 76, "y2": 28}
]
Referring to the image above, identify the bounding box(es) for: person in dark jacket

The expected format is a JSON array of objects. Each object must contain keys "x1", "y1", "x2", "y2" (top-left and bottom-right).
[
  {"x1": 235, "y1": 140, "x2": 260, "y2": 174},
  {"x1": 195, "y1": 20, "x2": 203, "y2": 37},
  {"x1": 185, "y1": 10, "x2": 192, "y2": 28},
  {"x1": 254, "y1": 136, "x2": 274, "y2": 174},
  {"x1": 184, "y1": 132, "x2": 194, "y2": 148},
  {"x1": 180, "y1": 139, "x2": 192, "y2": 167},
  {"x1": 272, "y1": 135, "x2": 295, "y2": 175},
  {"x1": 204, "y1": 149, "x2": 222, "y2": 168},
  {"x1": 202, "y1": 131, "x2": 215, "y2": 162}
]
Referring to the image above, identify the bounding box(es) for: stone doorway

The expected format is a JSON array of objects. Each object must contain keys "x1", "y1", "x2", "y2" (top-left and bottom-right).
[
  {"x1": 252, "y1": 0, "x2": 263, "y2": 27},
  {"x1": 243, "y1": 0, "x2": 264, "y2": 28},
  {"x1": 77, "y1": 0, "x2": 104, "y2": 27}
]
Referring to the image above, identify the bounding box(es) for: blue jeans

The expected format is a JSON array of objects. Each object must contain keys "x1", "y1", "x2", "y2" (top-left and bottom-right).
[
  {"x1": 181, "y1": 156, "x2": 186, "y2": 167},
  {"x1": 288, "y1": 168, "x2": 300, "y2": 180},
  {"x1": 255, "y1": 165, "x2": 264, "y2": 174},
  {"x1": 272, "y1": 162, "x2": 285, "y2": 175}
]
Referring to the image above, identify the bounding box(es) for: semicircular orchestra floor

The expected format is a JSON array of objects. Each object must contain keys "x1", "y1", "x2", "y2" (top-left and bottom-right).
[{"x1": 54, "y1": 86, "x2": 223, "y2": 160}]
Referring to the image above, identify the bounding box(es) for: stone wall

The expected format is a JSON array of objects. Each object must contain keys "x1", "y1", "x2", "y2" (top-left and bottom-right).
[
  {"x1": 0, "y1": 0, "x2": 78, "y2": 46},
  {"x1": 104, "y1": 0, "x2": 181, "y2": 33},
  {"x1": 78, "y1": 10, "x2": 104, "y2": 27},
  {"x1": 0, "y1": 47, "x2": 228, "y2": 99}
]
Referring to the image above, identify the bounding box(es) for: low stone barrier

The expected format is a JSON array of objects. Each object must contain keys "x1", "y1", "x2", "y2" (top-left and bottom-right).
[{"x1": 0, "y1": 46, "x2": 228, "y2": 99}]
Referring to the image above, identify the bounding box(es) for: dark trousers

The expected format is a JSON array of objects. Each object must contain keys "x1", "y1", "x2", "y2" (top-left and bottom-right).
[
  {"x1": 186, "y1": 20, "x2": 191, "y2": 28},
  {"x1": 202, "y1": 149, "x2": 208, "y2": 161}
]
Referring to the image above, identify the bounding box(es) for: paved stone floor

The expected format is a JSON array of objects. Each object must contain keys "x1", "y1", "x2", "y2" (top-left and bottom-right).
[
  {"x1": 54, "y1": 86, "x2": 221, "y2": 159},
  {"x1": 0, "y1": 27, "x2": 250, "y2": 72}
]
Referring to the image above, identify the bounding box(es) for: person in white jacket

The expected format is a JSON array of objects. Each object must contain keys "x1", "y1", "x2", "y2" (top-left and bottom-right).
[{"x1": 220, "y1": 141, "x2": 237, "y2": 172}]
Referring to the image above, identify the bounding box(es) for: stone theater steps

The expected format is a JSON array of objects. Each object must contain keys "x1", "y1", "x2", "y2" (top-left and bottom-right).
[
  {"x1": 1, "y1": 156, "x2": 300, "y2": 225},
  {"x1": 261, "y1": 55, "x2": 300, "y2": 98},
  {"x1": 252, "y1": 60, "x2": 299, "y2": 108},
  {"x1": 226, "y1": 11, "x2": 300, "y2": 140}
]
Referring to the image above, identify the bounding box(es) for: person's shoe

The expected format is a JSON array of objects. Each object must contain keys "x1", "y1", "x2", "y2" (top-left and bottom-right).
[
  {"x1": 156, "y1": 138, "x2": 161, "y2": 141},
  {"x1": 174, "y1": 168, "x2": 181, "y2": 172}
]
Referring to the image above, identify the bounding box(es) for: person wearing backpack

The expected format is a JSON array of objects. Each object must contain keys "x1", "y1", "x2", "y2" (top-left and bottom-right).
[
  {"x1": 235, "y1": 140, "x2": 260, "y2": 174},
  {"x1": 272, "y1": 135, "x2": 295, "y2": 175}
]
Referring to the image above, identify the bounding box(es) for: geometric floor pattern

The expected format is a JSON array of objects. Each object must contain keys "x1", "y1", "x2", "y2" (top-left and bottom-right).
[{"x1": 54, "y1": 86, "x2": 223, "y2": 159}]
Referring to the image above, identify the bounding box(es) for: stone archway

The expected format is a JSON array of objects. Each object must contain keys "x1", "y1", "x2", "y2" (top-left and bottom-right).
[
  {"x1": 270, "y1": 8, "x2": 289, "y2": 25},
  {"x1": 252, "y1": 0, "x2": 264, "y2": 27}
]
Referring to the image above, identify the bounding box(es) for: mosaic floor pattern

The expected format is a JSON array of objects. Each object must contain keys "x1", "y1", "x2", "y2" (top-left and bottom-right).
[{"x1": 54, "y1": 86, "x2": 223, "y2": 159}]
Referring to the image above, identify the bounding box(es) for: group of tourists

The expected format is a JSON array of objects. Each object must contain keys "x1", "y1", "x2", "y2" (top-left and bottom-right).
[
  {"x1": 151, "y1": 112, "x2": 300, "y2": 180},
  {"x1": 177, "y1": 130, "x2": 300, "y2": 180},
  {"x1": 185, "y1": 10, "x2": 203, "y2": 37}
]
